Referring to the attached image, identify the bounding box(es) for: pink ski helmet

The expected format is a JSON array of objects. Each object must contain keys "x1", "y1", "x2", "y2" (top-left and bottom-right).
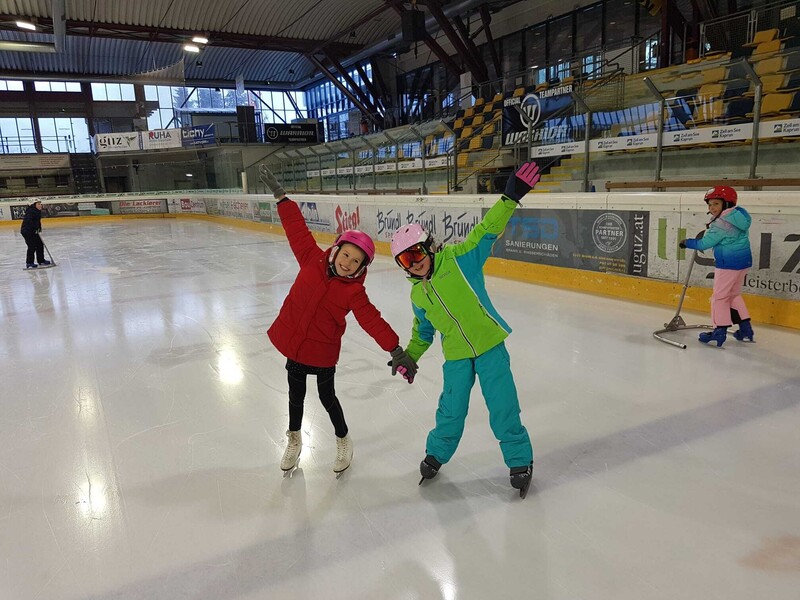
[
  {"x1": 390, "y1": 224, "x2": 431, "y2": 258},
  {"x1": 335, "y1": 230, "x2": 375, "y2": 264},
  {"x1": 329, "y1": 230, "x2": 375, "y2": 277}
]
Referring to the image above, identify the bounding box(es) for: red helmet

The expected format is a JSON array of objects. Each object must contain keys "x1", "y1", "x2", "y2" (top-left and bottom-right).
[{"x1": 704, "y1": 185, "x2": 737, "y2": 206}]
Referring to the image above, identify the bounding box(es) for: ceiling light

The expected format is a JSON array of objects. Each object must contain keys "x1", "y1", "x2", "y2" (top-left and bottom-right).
[
  {"x1": 16, "y1": 20, "x2": 37, "y2": 31},
  {"x1": 191, "y1": 36, "x2": 209, "y2": 44},
  {"x1": 185, "y1": 173, "x2": 193, "y2": 177},
  {"x1": 183, "y1": 44, "x2": 201, "y2": 53}
]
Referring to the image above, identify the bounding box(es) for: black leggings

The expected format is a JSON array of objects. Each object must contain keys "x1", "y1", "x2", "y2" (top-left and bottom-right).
[{"x1": 286, "y1": 359, "x2": 348, "y2": 438}]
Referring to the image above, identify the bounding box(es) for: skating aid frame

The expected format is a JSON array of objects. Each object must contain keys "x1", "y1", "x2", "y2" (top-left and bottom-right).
[{"x1": 653, "y1": 249, "x2": 712, "y2": 349}]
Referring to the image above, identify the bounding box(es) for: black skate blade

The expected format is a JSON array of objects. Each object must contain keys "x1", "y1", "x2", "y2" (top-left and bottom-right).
[
  {"x1": 418, "y1": 476, "x2": 426, "y2": 485},
  {"x1": 519, "y1": 481, "x2": 531, "y2": 499}
]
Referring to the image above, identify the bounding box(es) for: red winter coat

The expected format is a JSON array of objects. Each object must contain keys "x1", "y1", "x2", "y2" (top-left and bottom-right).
[{"x1": 267, "y1": 199, "x2": 399, "y2": 368}]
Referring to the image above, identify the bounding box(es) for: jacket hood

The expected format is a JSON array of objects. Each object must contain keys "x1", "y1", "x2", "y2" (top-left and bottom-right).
[{"x1": 720, "y1": 206, "x2": 751, "y2": 232}]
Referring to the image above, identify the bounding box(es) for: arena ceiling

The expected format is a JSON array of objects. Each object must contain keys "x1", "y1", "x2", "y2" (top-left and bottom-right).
[{"x1": 0, "y1": 0, "x2": 523, "y2": 90}]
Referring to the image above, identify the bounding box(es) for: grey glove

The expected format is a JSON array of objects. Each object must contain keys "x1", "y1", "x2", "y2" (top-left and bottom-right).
[
  {"x1": 261, "y1": 165, "x2": 286, "y2": 200},
  {"x1": 389, "y1": 346, "x2": 418, "y2": 383}
]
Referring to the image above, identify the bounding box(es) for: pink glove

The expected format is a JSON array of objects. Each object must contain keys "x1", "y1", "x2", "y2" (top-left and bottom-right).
[
  {"x1": 396, "y1": 365, "x2": 414, "y2": 384},
  {"x1": 504, "y1": 161, "x2": 541, "y2": 202}
]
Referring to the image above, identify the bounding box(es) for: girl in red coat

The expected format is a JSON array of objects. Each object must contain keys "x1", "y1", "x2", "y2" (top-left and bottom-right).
[{"x1": 262, "y1": 167, "x2": 417, "y2": 477}]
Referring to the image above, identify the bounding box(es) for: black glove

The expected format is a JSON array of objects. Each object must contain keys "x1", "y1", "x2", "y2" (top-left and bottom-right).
[
  {"x1": 503, "y1": 161, "x2": 541, "y2": 203},
  {"x1": 260, "y1": 165, "x2": 286, "y2": 200},
  {"x1": 389, "y1": 346, "x2": 417, "y2": 384},
  {"x1": 678, "y1": 240, "x2": 687, "y2": 249}
]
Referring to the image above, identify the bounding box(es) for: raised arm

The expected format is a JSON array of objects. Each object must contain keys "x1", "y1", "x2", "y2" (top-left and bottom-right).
[
  {"x1": 262, "y1": 165, "x2": 321, "y2": 265},
  {"x1": 452, "y1": 161, "x2": 541, "y2": 261}
]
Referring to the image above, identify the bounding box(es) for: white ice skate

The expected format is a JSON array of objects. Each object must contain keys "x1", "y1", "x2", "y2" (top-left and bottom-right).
[
  {"x1": 281, "y1": 430, "x2": 302, "y2": 475},
  {"x1": 334, "y1": 434, "x2": 353, "y2": 478}
]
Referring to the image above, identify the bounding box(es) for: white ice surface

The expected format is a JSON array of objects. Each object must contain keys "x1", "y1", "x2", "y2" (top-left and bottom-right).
[{"x1": 1, "y1": 219, "x2": 799, "y2": 600}]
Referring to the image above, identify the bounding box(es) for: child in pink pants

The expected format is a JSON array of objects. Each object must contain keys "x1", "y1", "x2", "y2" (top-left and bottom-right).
[{"x1": 680, "y1": 185, "x2": 754, "y2": 347}]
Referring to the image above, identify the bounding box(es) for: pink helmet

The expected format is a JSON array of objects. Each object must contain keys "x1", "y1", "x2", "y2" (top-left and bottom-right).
[
  {"x1": 390, "y1": 224, "x2": 431, "y2": 257},
  {"x1": 334, "y1": 230, "x2": 375, "y2": 264}
]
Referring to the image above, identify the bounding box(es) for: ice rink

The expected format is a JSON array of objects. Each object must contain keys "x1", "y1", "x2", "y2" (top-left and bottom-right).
[{"x1": 1, "y1": 218, "x2": 799, "y2": 600}]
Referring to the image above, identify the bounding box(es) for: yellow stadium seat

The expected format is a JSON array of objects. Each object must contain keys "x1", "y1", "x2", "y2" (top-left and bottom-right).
[
  {"x1": 744, "y1": 28, "x2": 779, "y2": 48},
  {"x1": 758, "y1": 92, "x2": 794, "y2": 115},
  {"x1": 753, "y1": 38, "x2": 783, "y2": 57},
  {"x1": 700, "y1": 66, "x2": 727, "y2": 85}
]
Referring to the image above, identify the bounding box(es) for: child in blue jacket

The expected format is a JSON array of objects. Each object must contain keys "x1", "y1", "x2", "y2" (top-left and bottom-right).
[{"x1": 680, "y1": 185, "x2": 754, "y2": 347}]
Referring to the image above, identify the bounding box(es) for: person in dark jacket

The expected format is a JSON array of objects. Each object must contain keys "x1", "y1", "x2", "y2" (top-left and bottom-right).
[
  {"x1": 20, "y1": 200, "x2": 51, "y2": 269},
  {"x1": 261, "y1": 166, "x2": 417, "y2": 477}
]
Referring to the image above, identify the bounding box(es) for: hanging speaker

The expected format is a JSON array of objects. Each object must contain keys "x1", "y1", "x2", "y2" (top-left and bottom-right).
[{"x1": 402, "y1": 10, "x2": 426, "y2": 42}]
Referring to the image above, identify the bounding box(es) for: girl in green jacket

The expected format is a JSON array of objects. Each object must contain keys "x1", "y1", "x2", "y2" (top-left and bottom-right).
[{"x1": 390, "y1": 161, "x2": 541, "y2": 498}]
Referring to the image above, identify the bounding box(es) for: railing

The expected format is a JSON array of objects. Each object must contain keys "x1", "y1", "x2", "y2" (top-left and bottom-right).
[
  {"x1": 1, "y1": 135, "x2": 88, "y2": 154},
  {"x1": 700, "y1": 0, "x2": 797, "y2": 56}
]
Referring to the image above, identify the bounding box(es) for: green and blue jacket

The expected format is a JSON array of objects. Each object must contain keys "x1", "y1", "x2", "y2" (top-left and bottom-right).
[{"x1": 406, "y1": 197, "x2": 517, "y2": 362}]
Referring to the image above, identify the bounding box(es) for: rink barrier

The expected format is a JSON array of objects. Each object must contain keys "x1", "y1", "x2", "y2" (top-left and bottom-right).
[{"x1": 2, "y1": 191, "x2": 798, "y2": 330}]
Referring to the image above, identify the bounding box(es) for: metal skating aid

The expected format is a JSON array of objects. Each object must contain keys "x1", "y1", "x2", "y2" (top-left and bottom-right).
[{"x1": 653, "y1": 250, "x2": 712, "y2": 349}]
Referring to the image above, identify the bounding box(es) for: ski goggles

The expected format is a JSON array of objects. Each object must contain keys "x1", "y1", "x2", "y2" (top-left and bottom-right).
[{"x1": 395, "y1": 243, "x2": 430, "y2": 270}]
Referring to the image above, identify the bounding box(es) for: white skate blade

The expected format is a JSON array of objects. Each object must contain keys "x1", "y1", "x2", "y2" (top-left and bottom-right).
[{"x1": 23, "y1": 264, "x2": 57, "y2": 271}]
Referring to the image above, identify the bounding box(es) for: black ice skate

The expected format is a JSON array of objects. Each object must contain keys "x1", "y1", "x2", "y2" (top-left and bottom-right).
[
  {"x1": 418, "y1": 455, "x2": 442, "y2": 485},
  {"x1": 510, "y1": 462, "x2": 533, "y2": 499}
]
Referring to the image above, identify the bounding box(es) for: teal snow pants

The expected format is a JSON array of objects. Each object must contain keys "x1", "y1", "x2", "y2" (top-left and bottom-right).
[{"x1": 425, "y1": 342, "x2": 533, "y2": 469}]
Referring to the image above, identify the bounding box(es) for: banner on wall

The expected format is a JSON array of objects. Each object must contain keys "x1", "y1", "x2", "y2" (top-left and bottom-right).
[
  {"x1": 502, "y1": 84, "x2": 576, "y2": 146},
  {"x1": 93, "y1": 132, "x2": 141, "y2": 153},
  {"x1": 213, "y1": 199, "x2": 254, "y2": 220},
  {"x1": 0, "y1": 154, "x2": 71, "y2": 171},
  {"x1": 117, "y1": 199, "x2": 166, "y2": 214},
  {"x1": 298, "y1": 201, "x2": 334, "y2": 231},
  {"x1": 256, "y1": 201, "x2": 277, "y2": 223},
  {"x1": 165, "y1": 198, "x2": 207, "y2": 214},
  {"x1": 372, "y1": 205, "x2": 483, "y2": 245},
  {"x1": 181, "y1": 124, "x2": 215, "y2": 148},
  {"x1": 264, "y1": 123, "x2": 319, "y2": 144},
  {"x1": 493, "y1": 208, "x2": 650, "y2": 276},
  {"x1": 141, "y1": 128, "x2": 182, "y2": 150},
  {"x1": 9, "y1": 202, "x2": 80, "y2": 219}
]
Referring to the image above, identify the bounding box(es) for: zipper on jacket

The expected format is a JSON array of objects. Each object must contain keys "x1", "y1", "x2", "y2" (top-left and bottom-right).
[{"x1": 429, "y1": 281, "x2": 477, "y2": 357}]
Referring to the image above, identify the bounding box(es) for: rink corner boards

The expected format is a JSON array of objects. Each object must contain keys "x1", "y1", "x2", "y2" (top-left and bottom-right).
[{"x1": 3, "y1": 213, "x2": 797, "y2": 331}]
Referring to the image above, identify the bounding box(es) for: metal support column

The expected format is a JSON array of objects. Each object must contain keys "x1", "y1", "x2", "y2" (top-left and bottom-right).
[
  {"x1": 741, "y1": 59, "x2": 762, "y2": 180},
  {"x1": 410, "y1": 126, "x2": 427, "y2": 195},
  {"x1": 571, "y1": 91, "x2": 592, "y2": 192},
  {"x1": 643, "y1": 77, "x2": 666, "y2": 185},
  {"x1": 363, "y1": 139, "x2": 378, "y2": 190},
  {"x1": 384, "y1": 131, "x2": 400, "y2": 191}
]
